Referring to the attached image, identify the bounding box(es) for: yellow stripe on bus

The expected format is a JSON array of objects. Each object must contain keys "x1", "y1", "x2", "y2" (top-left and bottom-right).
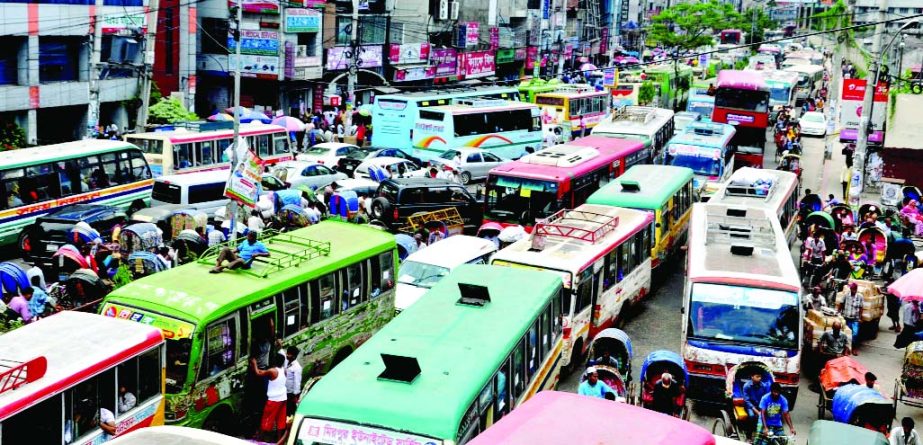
[
  {"x1": 0, "y1": 179, "x2": 153, "y2": 219},
  {"x1": 522, "y1": 338, "x2": 565, "y2": 401}
]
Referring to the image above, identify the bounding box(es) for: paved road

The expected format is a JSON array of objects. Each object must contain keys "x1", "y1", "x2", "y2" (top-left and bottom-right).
[{"x1": 558, "y1": 129, "x2": 921, "y2": 443}]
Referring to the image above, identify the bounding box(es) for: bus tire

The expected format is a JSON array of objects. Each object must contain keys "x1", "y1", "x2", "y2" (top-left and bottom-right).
[
  {"x1": 17, "y1": 230, "x2": 33, "y2": 259},
  {"x1": 329, "y1": 347, "x2": 353, "y2": 371},
  {"x1": 202, "y1": 404, "x2": 235, "y2": 436},
  {"x1": 128, "y1": 199, "x2": 146, "y2": 215}
]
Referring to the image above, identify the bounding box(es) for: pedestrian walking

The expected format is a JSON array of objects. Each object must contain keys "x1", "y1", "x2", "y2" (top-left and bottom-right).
[
  {"x1": 891, "y1": 417, "x2": 922, "y2": 445},
  {"x1": 896, "y1": 300, "x2": 921, "y2": 349},
  {"x1": 837, "y1": 282, "x2": 863, "y2": 355},
  {"x1": 251, "y1": 353, "x2": 287, "y2": 442},
  {"x1": 282, "y1": 346, "x2": 302, "y2": 416},
  {"x1": 886, "y1": 282, "x2": 902, "y2": 332},
  {"x1": 840, "y1": 164, "x2": 851, "y2": 198}
]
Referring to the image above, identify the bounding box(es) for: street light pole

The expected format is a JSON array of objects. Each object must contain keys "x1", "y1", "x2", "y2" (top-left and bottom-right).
[
  {"x1": 850, "y1": 0, "x2": 888, "y2": 208},
  {"x1": 229, "y1": 2, "x2": 243, "y2": 241}
]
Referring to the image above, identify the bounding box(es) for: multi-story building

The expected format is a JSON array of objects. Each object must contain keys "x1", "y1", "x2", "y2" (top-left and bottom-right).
[
  {"x1": 0, "y1": 0, "x2": 150, "y2": 144},
  {"x1": 854, "y1": 0, "x2": 923, "y2": 34},
  {"x1": 152, "y1": 0, "x2": 198, "y2": 113}
]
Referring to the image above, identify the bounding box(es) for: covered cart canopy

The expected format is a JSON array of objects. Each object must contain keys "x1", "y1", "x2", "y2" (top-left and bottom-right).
[
  {"x1": 831, "y1": 384, "x2": 891, "y2": 424},
  {"x1": 808, "y1": 420, "x2": 887, "y2": 445},
  {"x1": 640, "y1": 350, "x2": 688, "y2": 386}
]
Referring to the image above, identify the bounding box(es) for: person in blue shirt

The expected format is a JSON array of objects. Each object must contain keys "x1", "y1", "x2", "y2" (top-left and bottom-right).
[
  {"x1": 755, "y1": 383, "x2": 796, "y2": 445},
  {"x1": 210, "y1": 231, "x2": 270, "y2": 273},
  {"x1": 742, "y1": 370, "x2": 770, "y2": 438},
  {"x1": 578, "y1": 367, "x2": 614, "y2": 399}
]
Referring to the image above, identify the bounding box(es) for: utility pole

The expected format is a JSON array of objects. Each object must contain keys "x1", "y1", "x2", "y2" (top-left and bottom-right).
[
  {"x1": 229, "y1": 2, "x2": 243, "y2": 241},
  {"x1": 346, "y1": 0, "x2": 360, "y2": 129},
  {"x1": 851, "y1": 0, "x2": 887, "y2": 208},
  {"x1": 829, "y1": 9, "x2": 843, "y2": 125},
  {"x1": 87, "y1": 0, "x2": 104, "y2": 139},
  {"x1": 137, "y1": 0, "x2": 160, "y2": 131}
]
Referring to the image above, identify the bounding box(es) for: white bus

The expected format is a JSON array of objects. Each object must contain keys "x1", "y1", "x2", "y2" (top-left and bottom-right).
[
  {"x1": 783, "y1": 64, "x2": 825, "y2": 105},
  {"x1": 591, "y1": 106, "x2": 675, "y2": 164},
  {"x1": 0, "y1": 140, "x2": 152, "y2": 249},
  {"x1": 708, "y1": 167, "x2": 800, "y2": 246},
  {"x1": 491, "y1": 204, "x2": 654, "y2": 370},
  {"x1": 412, "y1": 99, "x2": 543, "y2": 161},
  {"x1": 682, "y1": 202, "x2": 802, "y2": 405},
  {"x1": 108, "y1": 426, "x2": 252, "y2": 444},
  {"x1": 125, "y1": 123, "x2": 293, "y2": 177}
]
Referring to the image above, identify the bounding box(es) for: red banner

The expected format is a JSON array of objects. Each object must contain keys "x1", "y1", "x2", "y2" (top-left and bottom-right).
[
  {"x1": 841, "y1": 78, "x2": 889, "y2": 102},
  {"x1": 458, "y1": 50, "x2": 495, "y2": 79}
]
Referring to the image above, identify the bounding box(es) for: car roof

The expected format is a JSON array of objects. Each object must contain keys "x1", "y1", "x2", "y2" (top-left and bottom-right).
[
  {"x1": 39, "y1": 204, "x2": 122, "y2": 222},
  {"x1": 155, "y1": 169, "x2": 230, "y2": 185},
  {"x1": 404, "y1": 235, "x2": 497, "y2": 269},
  {"x1": 360, "y1": 156, "x2": 411, "y2": 166},
  {"x1": 309, "y1": 142, "x2": 358, "y2": 150},
  {"x1": 333, "y1": 178, "x2": 380, "y2": 189},
  {"x1": 386, "y1": 178, "x2": 458, "y2": 188},
  {"x1": 275, "y1": 160, "x2": 323, "y2": 168}
]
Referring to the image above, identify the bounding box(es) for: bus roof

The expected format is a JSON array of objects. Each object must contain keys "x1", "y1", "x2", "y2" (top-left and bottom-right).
[
  {"x1": 468, "y1": 391, "x2": 717, "y2": 445},
  {"x1": 669, "y1": 122, "x2": 736, "y2": 148},
  {"x1": 709, "y1": 167, "x2": 799, "y2": 215},
  {"x1": 373, "y1": 86, "x2": 519, "y2": 103},
  {"x1": 687, "y1": 202, "x2": 799, "y2": 292},
  {"x1": 0, "y1": 312, "x2": 163, "y2": 419},
  {"x1": 428, "y1": 101, "x2": 536, "y2": 114},
  {"x1": 716, "y1": 70, "x2": 769, "y2": 91},
  {"x1": 0, "y1": 139, "x2": 138, "y2": 170},
  {"x1": 108, "y1": 426, "x2": 253, "y2": 445},
  {"x1": 762, "y1": 70, "x2": 800, "y2": 85},
  {"x1": 127, "y1": 123, "x2": 286, "y2": 143},
  {"x1": 487, "y1": 137, "x2": 646, "y2": 182},
  {"x1": 586, "y1": 165, "x2": 695, "y2": 209},
  {"x1": 154, "y1": 169, "x2": 232, "y2": 185},
  {"x1": 536, "y1": 88, "x2": 608, "y2": 99},
  {"x1": 783, "y1": 64, "x2": 824, "y2": 75},
  {"x1": 103, "y1": 221, "x2": 396, "y2": 325},
  {"x1": 592, "y1": 106, "x2": 675, "y2": 138},
  {"x1": 491, "y1": 204, "x2": 654, "y2": 280},
  {"x1": 295, "y1": 264, "x2": 563, "y2": 440}
]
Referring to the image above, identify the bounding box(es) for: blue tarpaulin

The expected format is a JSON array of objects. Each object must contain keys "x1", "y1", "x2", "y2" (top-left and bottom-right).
[{"x1": 832, "y1": 384, "x2": 891, "y2": 423}]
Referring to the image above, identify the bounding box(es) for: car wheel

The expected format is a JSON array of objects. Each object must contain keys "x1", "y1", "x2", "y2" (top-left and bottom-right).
[
  {"x1": 460, "y1": 171, "x2": 472, "y2": 185},
  {"x1": 371, "y1": 197, "x2": 392, "y2": 222},
  {"x1": 17, "y1": 230, "x2": 32, "y2": 258}
]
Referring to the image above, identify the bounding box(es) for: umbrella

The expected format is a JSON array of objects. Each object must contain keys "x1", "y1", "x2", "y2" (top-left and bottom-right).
[
  {"x1": 226, "y1": 106, "x2": 252, "y2": 116},
  {"x1": 208, "y1": 113, "x2": 234, "y2": 122},
  {"x1": 271, "y1": 116, "x2": 306, "y2": 132},
  {"x1": 240, "y1": 110, "x2": 272, "y2": 124},
  {"x1": 498, "y1": 225, "x2": 526, "y2": 243},
  {"x1": 889, "y1": 269, "x2": 923, "y2": 301},
  {"x1": 579, "y1": 63, "x2": 598, "y2": 72}
]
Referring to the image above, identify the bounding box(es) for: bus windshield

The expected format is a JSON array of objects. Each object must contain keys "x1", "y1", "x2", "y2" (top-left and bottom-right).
[
  {"x1": 769, "y1": 85, "x2": 792, "y2": 103},
  {"x1": 715, "y1": 89, "x2": 769, "y2": 113},
  {"x1": 296, "y1": 418, "x2": 441, "y2": 445},
  {"x1": 485, "y1": 176, "x2": 563, "y2": 223},
  {"x1": 688, "y1": 283, "x2": 799, "y2": 349},
  {"x1": 667, "y1": 153, "x2": 722, "y2": 177},
  {"x1": 687, "y1": 101, "x2": 714, "y2": 118}
]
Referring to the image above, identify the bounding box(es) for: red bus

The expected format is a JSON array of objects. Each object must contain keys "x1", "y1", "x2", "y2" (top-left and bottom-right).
[
  {"x1": 0, "y1": 312, "x2": 165, "y2": 444},
  {"x1": 713, "y1": 70, "x2": 771, "y2": 168},
  {"x1": 484, "y1": 136, "x2": 648, "y2": 228}
]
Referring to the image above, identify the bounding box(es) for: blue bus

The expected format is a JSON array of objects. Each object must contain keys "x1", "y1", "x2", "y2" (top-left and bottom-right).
[{"x1": 662, "y1": 121, "x2": 736, "y2": 199}]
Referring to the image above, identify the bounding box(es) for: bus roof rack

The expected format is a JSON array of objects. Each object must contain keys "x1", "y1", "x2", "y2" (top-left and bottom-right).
[
  {"x1": 723, "y1": 174, "x2": 776, "y2": 199},
  {"x1": 608, "y1": 106, "x2": 658, "y2": 125},
  {"x1": 703, "y1": 205, "x2": 777, "y2": 251},
  {"x1": 532, "y1": 208, "x2": 620, "y2": 245},
  {"x1": 0, "y1": 356, "x2": 47, "y2": 396},
  {"x1": 523, "y1": 145, "x2": 599, "y2": 168},
  {"x1": 197, "y1": 229, "x2": 331, "y2": 278}
]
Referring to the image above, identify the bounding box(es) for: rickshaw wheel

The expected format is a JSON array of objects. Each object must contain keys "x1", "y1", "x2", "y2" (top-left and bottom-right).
[
  {"x1": 894, "y1": 380, "x2": 901, "y2": 412},
  {"x1": 817, "y1": 391, "x2": 825, "y2": 419},
  {"x1": 712, "y1": 410, "x2": 734, "y2": 438},
  {"x1": 680, "y1": 403, "x2": 690, "y2": 421}
]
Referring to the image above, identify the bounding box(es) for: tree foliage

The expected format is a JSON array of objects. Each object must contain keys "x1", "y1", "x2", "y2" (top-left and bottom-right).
[
  {"x1": 148, "y1": 97, "x2": 198, "y2": 124},
  {"x1": 733, "y1": 8, "x2": 778, "y2": 44},
  {"x1": 648, "y1": 1, "x2": 742, "y2": 51},
  {"x1": 0, "y1": 120, "x2": 27, "y2": 151},
  {"x1": 639, "y1": 81, "x2": 656, "y2": 105}
]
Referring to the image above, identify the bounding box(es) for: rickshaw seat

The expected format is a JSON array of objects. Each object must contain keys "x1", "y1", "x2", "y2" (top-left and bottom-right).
[{"x1": 734, "y1": 403, "x2": 749, "y2": 422}]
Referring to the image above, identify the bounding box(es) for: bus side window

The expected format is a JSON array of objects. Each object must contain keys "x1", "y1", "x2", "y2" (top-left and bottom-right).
[
  {"x1": 526, "y1": 319, "x2": 540, "y2": 376},
  {"x1": 203, "y1": 317, "x2": 237, "y2": 378},
  {"x1": 633, "y1": 232, "x2": 644, "y2": 267},
  {"x1": 25, "y1": 163, "x2": 62, "y2": 202},
  {"x1": 198, "y1": 141, "x2": 215, "y2": 166},
  {"x1": 618, "y1": 244, "x2": 629, "y2": 281},
  {"x1": 258, "y1": 135, "x2": 271, "y2": 157},
  {"x1": 604, "y1": 249, "x2": 618, "y2": 288},
  {"x1": 173, "y1": 143, "x2": 193, "y2": 169},
  {"x1": 340, "y1": 262, "x2": 364, "y2": 311},
  {"x1": 643, "y1": 223, "x2": 652, "y2": 256},
  {"x1": 65, "y1": 368, "x2": 116, "y2": 443},
  {"x1": 238, "y1": 308, "x2": 249, "y2": 361},
  {"x1": 511, "y1": 338, "x2": 526, "y2": 401},
  {"x1": 280, "y1": 286, "x2": 303, "y2": 338},
  {"x1": 554, "y1": 289, "x2": 566, "y2": 331},
  {"x1": 576, "y1": 270, "x2": 593, "y2": 313},
  {"x1": 311, "y1": 273, "x2": 338, "y2": 322},
  {"x1": 4, "y1": 393, "x2": 63, "y2": 443},
  {"x1": 494, "y1": 359, "x2": 511, "y2": 423},
  {"x1": 129, "y1": 150, "x2": 152, "y2": 180},
  {"x1": 541, "y1": 304, "x2": 551, "y2": 356},
  {"x1": 376, "y1": 250, "x2": 394, "y2": 295},
  {"x1": 99, "y1": 153, "x2": 122, "y2": 187}
]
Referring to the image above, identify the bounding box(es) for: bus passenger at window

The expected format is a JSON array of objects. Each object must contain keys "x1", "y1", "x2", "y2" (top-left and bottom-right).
[
  {"x1": 7, "y1": 189, "x2": 22, "y2": 207},
  {"x1": 118, "y1": 384, "x2": 137, "y2": 414}
]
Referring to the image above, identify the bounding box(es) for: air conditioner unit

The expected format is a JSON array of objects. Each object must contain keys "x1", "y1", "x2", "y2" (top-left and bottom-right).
[
  {"x1": 438, "y1": 0, "x2": 448, "y2": 20},
  {"x1": 450, "y1": 1, "x2": 460, "y2": 20}
]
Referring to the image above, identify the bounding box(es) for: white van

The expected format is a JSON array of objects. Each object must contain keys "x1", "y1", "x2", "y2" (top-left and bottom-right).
[
  {"x1": 395, "y1": 235, "x2": 498, "y2": 311},
  {"x1": 151, "y1": 170, "x2": 230, "y2": 216}
]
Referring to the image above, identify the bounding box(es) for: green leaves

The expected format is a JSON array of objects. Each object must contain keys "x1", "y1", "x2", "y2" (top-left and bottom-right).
[
  {"x1": 148, "y1": 97, "x2": 198, "y2": 124},
  {"x1": 0, "y1": 120, "x2": 26, "y2": 151},
  {"x1": 639, "y1": 80, "x2": 656, "y2": 105},
  {"x1": 649, "y1": 0, "x2": 742, "y2": 51}
]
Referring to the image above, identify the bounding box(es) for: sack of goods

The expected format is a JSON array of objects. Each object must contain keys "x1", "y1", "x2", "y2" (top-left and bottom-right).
[
  {"x1": 903, "y1": 342, "x2": 923, "y2": 398},
  {"x1": 834, "y1": 280, "x2": 884, "y2": 322},
  {"x1": 803, "y1": 308, "x2": 853, "y2": 349}
]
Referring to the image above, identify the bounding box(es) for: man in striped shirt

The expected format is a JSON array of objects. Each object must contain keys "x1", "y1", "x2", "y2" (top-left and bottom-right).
[{"x1": 838, "y1": 282, "x2": 863, "y2": 356}]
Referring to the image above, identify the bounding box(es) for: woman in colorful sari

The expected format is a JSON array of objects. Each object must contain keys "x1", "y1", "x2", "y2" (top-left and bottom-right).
[
  {"x1": 901, "y1": 199, "x2": 923, "y2": 237},
  {"x1": 847, "y1": 245, "x2": 869, "y2": 279}
]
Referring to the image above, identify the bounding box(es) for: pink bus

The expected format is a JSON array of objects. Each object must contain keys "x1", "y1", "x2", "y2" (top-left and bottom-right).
[
  {"x1": 0, "y1": 312, "x2": 165, "y2": 444},
  {"x1": 713, "y1": 70, "x2": 771, "y2": 167},
  {"x1": 484, "y1": 136, "x2": 649, "y2": 228},
  {"x1": 468, "y1": 391, "x2": 718, "y2": 445}
]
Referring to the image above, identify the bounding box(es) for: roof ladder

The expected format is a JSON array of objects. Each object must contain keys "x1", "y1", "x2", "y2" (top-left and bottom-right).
[
  {"x1": 533, "y1": 208, "x2": 620, "y2": 244},
  {"x1": 704, "y1": 212, "x2": 777, "y2": 251},
  {"x1": 197, "y1": 229, "x2": 331, "y2": 278},
  {"x1": 0, "y1": 356, "x2": 47, "y2": 395}
]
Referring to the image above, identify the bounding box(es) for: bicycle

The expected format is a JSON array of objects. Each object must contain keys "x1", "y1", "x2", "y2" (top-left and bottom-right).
[{"x1": 757, "y1": 432, "x2": 796, "y2": 445}]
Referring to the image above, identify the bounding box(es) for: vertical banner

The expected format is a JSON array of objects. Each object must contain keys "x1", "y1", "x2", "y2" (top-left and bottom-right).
[
  {"x1": 489, "y1": 27, "x2": 499, "y2": 51},
  {"x1": 224, "y1": 139, "x2": 263, "y2": 207},
  {"x1": 600, "y1": 28, "x2": 609, "y2": 54}
]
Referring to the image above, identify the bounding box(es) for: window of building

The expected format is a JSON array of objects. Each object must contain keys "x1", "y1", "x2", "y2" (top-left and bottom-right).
[
  {"x1": 39, "y1": 37, "x2": 82, "y2": 83},
  {"x1": 297, "y1": 33, "x2": 320, "y2": 57},
  {"x1": 0, "y1": 38, "x2": 21, "y2": 86},
  {"x1": 202, "y1": 18, "x2": 230, "y2": 54},
  {"x1": 336, "y1": 15, "x2": 387, "y2": 45}
]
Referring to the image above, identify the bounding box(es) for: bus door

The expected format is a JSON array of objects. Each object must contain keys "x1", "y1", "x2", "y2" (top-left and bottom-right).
[
  {"x1": 589, "y1": 260, "x2": 604, "y2": 330},
  {"x1": 248, "y1": 298, "x2": 278, "y2": 365}
]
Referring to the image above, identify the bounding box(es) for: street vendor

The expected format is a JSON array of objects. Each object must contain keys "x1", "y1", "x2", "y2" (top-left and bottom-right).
[
  {"x1": 818, "y1": 321, "x2": 851, "y2": 358},
  {"x1": 837, "y1": 282, "x2": 863, "y2": 355}
]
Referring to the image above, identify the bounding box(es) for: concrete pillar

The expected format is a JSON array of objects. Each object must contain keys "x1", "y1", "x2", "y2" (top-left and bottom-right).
[
  {"x1": 26, "y1": 109, "x2": 36, "y2": 145},
  {"x1": 27, "y1": 35, "x2": 38, "y2": 86}
]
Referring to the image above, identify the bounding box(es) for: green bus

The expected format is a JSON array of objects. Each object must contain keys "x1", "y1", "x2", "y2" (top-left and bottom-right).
[
  {"x1": 645, "y1": 64, "x2": 694, "y2": 111},
  {"x1": 518, "y1": 78, "x2": 562, "y2": 103},
  {"x1": 586, "y1": 164, "x2": 695, "y2": 269},
  {"x1": 289, "y1": 264, "x2": 566, "y2": 445},
  {"x1": 99, "y1": 221, "x2": 398, "y2": 430}
]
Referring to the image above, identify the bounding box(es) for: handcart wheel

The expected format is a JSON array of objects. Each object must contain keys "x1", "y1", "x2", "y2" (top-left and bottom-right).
[
  {"x1": 681, "y1": 402, "x2": 691, "y2": 421},
  {"x1": 817, "y1": 391, "x2": 825, "y2": 419},
  {"x1": 712, "y1": 415, "x2": 729, "y2": 437},
  {"x1": 894, "y1": 379, "x2": 901, "y2": 413}
]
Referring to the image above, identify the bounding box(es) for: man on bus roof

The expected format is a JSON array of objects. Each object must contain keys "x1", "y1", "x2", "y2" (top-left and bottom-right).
[{"x1": 210, "y1": 231, "x2": 270, "y2": 273}]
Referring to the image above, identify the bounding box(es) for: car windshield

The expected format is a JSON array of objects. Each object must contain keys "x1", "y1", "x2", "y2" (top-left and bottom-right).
[
  {"x1": 304, "y1": 147, "x2": 331, "y2": 155},
  {"x1": 439, "y1": 150, "x2": 460, "y2": 160},
  {"x1": 688, "y1": 283, "x2": 800, "y2": 349},
  {"x1": 345, "y1": 149, "x2": 374, "y2": 160},
  {"x1": 803, "y1": 113, "x2": 824, "y2": 122},
  {"x1": 398, "y1": 260, "x2": 450, "y2": 289}
]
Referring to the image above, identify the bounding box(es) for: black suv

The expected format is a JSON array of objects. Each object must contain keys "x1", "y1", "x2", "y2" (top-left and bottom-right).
[
  {"x1": 20, "y1": 204, "x2": 128, "y2": 265},
  {"x1": 369, "y1": 178, "x2": 482, "y2": 232}
]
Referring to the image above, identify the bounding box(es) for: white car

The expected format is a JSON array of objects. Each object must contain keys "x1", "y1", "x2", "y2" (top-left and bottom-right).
[
  {"x1": 429, "y1": 148, "x2": 508, "y2": 184},
  {"x1": 396, "y1": 235, "x2": 498, "y2": 311},
  {"x1": 799, "y1": 111, "x2": 827, "y2": 136},
  {"x1": 271, "y1": 161, "x2": 347, "y2": 190},
  {"x1": 353, "y1": 157, "x2": 428, "y2": 180},
  {"x1": 296, "y1": 142, "x2": 358, "y2": 166}
]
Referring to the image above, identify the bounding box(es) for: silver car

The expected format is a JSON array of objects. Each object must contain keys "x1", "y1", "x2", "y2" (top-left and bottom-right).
[
  {"x1": 271, "y1": 161, "x2": 347, "y2": 190},
  {"x1": 430, "y1": 148, "x2": 508, "y2": 184}
]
